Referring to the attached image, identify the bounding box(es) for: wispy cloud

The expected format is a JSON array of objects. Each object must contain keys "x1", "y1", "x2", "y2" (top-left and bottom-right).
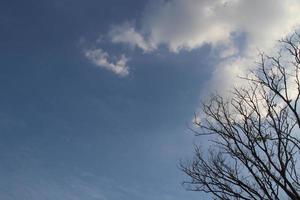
[
  {"x1": 84, "y1": 48, "x2": 129, "y2": 77},
  {"x1": 109, "y1": 22, "x2": 155, "y2": 53}
]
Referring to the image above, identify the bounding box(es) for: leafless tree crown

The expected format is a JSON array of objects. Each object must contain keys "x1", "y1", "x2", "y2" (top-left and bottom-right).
[{"x1": 181, "y1": 32, "x2": 300, "y2": 200}]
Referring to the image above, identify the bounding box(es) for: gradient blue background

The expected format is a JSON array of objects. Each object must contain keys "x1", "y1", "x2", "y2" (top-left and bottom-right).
[{"x1": 0, "y1": 0, "x2": 214, "y2": 199}]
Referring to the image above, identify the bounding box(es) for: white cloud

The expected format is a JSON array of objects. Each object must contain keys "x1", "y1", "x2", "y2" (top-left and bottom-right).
[
  {"x1": 84, "y1": 48, "x2": 129, "y2": 77},
  {"x1": 133, "y1": 0, "x2": 300, "y2": 53},
  {"x1": 107, "y1": 0, "x2": 300, "y2": 87},
  {"x1": 109, "y1": 23, "x2": 155, "y2": 52},
  {"x1": 140, "y1": 0, "x2": 234, "y2": 52}
]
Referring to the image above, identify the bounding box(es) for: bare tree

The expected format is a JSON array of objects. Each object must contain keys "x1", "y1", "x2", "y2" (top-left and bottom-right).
[{"x1": 181, "y1": 33, "x2": 300, "y2": 200}]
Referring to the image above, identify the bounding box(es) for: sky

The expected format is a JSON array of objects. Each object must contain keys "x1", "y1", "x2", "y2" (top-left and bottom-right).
[{"x1": 1, "y1": 0, "x2": 300, "y2": 199}]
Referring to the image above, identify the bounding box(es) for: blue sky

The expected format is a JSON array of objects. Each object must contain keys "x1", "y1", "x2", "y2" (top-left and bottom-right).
[{"x1": 1, "y1": 0, "x2": 300, "y2": 199}]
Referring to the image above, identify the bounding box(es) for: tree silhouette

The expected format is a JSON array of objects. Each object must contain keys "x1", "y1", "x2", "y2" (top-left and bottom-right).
[{"x1": 181, "y1": 32, "x2": 300, "y2": 200}]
